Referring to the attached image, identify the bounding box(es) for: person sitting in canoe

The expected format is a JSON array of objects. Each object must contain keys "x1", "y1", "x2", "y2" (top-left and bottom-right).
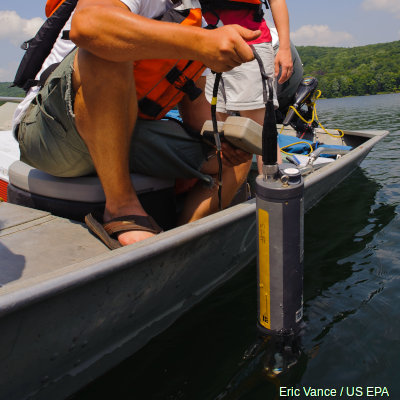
[{"x1": 12, "y1": 0, "x2": 261, "y2": 249}]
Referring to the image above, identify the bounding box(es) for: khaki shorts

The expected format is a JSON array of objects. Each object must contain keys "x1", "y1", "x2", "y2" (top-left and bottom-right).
[
  {"x1": 205, "y1": 42, "x2": 278, "y2": 113},
  {"x1": 17, "y1": 49, "x2": 213, "y2": 185}
]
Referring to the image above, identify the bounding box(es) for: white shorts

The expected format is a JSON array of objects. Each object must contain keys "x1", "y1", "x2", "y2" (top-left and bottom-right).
[{"x1": 205, "y1": 42, "x2": 278, "y2": 113}]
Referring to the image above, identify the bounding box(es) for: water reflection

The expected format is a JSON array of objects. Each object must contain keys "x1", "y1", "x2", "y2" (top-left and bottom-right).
[{"x1": 303, "y1": 169, "x2": 395, "y2": 303}]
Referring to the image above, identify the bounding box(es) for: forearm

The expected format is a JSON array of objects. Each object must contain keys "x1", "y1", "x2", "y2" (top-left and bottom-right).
[
  {"x1": 268, "y1": 0, "x2": 292, "y2": 82},
  {"x1": 269, "y1": 0, "x2": 290, "y2": 50},
  {"x1": 70, "y1": 1, "x2": 207, "y2": 62}
]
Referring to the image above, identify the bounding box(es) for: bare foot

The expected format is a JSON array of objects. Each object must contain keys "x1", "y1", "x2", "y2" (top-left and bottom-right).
[
  {"x1": 117, "y1": 230, "x2": 156, "y2": 246},
  {"x1": 103, "y1": 205, "x2": 159, "y2": 246}
]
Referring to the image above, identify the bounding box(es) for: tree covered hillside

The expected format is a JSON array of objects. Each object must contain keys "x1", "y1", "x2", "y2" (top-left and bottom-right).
[
  {"x1": 0, "y1": 82, "x2": 24, "y2": 98},
  {"x1": 297, "y1": 41, "x2": 400, "y2": 98}
]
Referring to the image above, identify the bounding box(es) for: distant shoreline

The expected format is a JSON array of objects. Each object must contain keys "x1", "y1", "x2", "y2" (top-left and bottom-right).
[
  {"x1": 317, "y1": 91, "x2": 400, "y2": 100},
  {"x1": 1, "y1": 91, "x2": 399, "y2": 109},
  {"x1": 1, "y1": 84, "x2": 398, "y2": 105}
]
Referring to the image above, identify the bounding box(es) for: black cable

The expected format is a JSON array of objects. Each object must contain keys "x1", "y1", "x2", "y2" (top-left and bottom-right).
[
  {"x1": 251, "y1": 46, "x2": 278, "y2": 166},
  {"x1": 211, "y1": 72, "x2": 223, "y2": 211}
]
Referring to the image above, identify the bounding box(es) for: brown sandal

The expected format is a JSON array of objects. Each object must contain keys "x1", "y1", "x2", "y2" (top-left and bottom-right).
[{"x1": 85, "y1": 210, "x2": 163, "y2": 250}]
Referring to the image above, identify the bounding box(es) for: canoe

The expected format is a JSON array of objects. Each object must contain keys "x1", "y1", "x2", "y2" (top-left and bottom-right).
[{"x1": 0, "y1": 99, "x2": 388, "y2": 400}]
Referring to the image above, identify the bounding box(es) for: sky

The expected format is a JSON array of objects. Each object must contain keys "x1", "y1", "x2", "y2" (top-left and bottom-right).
[{"x1": 0, "y1": 0, "x2": 399, "y2": 81}]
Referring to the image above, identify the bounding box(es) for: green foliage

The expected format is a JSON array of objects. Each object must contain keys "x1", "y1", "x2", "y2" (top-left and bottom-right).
[
  {"x1": 0, "y1": 82, "x2": 24, "y2": 98},
  {"x1": 297, "y1": 41, "x2": 400, "y2": 98}
]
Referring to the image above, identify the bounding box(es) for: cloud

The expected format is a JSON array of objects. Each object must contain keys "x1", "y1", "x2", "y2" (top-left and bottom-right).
[
  {"x1": 291, "y1": 25, "x2": 355, "y2": 47},
  {"x1": 0, "y1": 67, "x2": 10, "y2": 82},
  {"x1": 362, "y1": 0, "x2": 400, "y2": 18},
  {"x1": 0, "y1": 11, "x2": 43, "y2": 46},
  {"x1": 0, "y1": 59, "x2": 20, "y2": 82},
  {"x1": 0, "y1": 11, "x2": 43, "y2": 81}
]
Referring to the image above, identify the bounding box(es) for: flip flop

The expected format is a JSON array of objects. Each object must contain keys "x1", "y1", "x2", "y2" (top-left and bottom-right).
[{"x1": 85, "y1": 209, "x2": 163, "y2": 250}]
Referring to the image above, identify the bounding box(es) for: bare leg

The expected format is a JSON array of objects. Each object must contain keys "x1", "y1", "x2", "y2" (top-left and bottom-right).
[
  {"x1": 72, "y1": 49, "x2": 155, "y2": 245},
  {"x1": 178, "y1": 157, "x2": 252, "y2": 224}
]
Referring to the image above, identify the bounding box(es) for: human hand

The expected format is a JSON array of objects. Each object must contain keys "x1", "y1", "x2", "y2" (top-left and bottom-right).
[
  {"x1": 275, "y1": 47, "x2": 293, "y2": 84},
  {"x1": 220, "y1": 141, "x2": 253, "y2": 167},
  {"x1": 201, "y1": 25, "x2": 261, "y2": 72}
]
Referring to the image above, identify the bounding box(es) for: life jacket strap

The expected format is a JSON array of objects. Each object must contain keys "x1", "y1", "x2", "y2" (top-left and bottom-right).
[
  {"x1": 138, "y1": 76, "x2": 202, "y2": 118},
  {"x1": 20, "y1": 79, "x2": 40, "y2": 92},
  {"x1": 180, "y1": 79, "x2": 203, "y2": 101},
  {"x1": 166, "y1": 67, "x2": 184, "y2": 85},
  {"x1": 138, "y1": 98, "x2": 164, "y2": 119}
]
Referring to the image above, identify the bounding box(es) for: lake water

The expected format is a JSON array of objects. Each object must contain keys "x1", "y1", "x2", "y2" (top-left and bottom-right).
[{"x1": 71, "y1": 93, "x2": 400, "y2": 400}]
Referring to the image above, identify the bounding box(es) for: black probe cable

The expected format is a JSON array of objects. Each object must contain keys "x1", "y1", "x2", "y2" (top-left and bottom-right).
[
  {"x1": 211, "y1": 72, "x2": 223, "y2": 211},
  {"x1": 251, "y1": 46, "x2": 278, "y2": 166}
]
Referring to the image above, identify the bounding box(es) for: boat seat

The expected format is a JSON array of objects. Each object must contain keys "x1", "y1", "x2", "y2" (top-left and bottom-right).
[
  {"x1": 7, "y1": 161, "x2": 177, "y2": 227},
  {"x1": 8, "y1": 161, "x2": 174, "y2": 203}
]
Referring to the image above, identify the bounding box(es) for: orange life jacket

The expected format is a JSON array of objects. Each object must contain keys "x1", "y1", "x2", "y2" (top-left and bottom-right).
[
  {"x1": 134, "y1": 6, "x2": 206, "y2": 120},
  {"x1": 45, "y1": 0, "x2": 67, "y2": 16}
]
